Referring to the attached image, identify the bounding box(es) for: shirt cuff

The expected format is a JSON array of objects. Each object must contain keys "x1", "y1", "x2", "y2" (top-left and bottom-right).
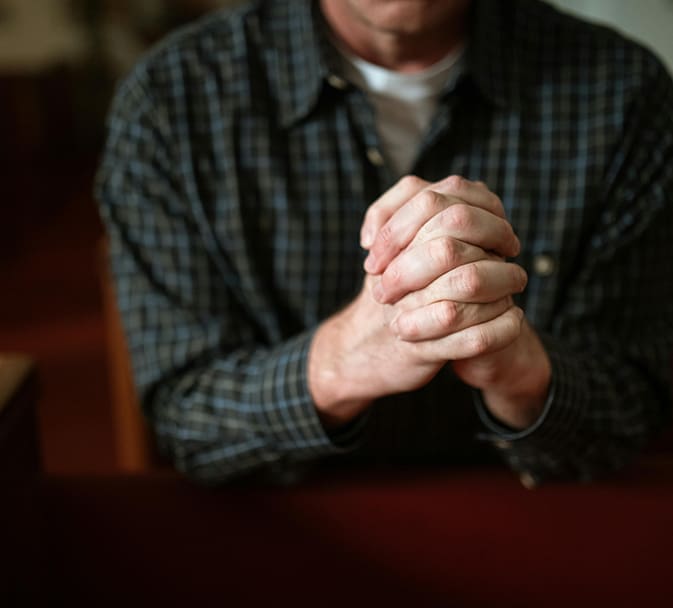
[
  {"x1": 246, "y1": 330, "x2": 366, "y2": 461},
  {"x1": 324, "y1": 409, "x2": 371, "y2": 449},
  {"x1": 473, "y1": 332, "x2": 588, "y2": 473}
]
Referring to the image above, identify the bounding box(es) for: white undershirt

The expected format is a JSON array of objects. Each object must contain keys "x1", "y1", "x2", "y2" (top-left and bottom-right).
[{"x1": 337, "y1": 46, "x2": 464, "y2": 176}]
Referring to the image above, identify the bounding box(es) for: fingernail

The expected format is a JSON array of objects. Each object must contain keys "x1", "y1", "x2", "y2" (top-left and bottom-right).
[
  {"x1": 364, "y1": 251, "x2": 377, "y2": 273},
  {"x1": 519, "y1": 268, "x2": 528, "y2": 291},
  {"x1": 361, "y1": 228, "x2": 374, "y2": 249},
  {"x1": 513, "y1": 235, "x2": 521, "y2": 257}
]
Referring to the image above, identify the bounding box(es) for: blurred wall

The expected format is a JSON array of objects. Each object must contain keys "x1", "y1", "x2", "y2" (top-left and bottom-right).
[
  {"x1": 0, "y1": 0, "x2": 88, "y2": 72},
  {"x1": 551, "y1": 0, "x2": 673, "y2": 74},
  {"x1": 0, "y1": 1, "x2": 238, "y2": 169},
  {"x1": 2, "y1": 1, "x2": 671, "y2": 76}
]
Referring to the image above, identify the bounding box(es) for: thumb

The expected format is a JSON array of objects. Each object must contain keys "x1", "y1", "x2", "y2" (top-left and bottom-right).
[{"x1": 360, "y1": 175, "x2": 429, "y2": 249}]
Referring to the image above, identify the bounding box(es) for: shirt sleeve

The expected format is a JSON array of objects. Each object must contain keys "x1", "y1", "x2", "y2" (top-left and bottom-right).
[
  {"x1": 96, "y1": 66, "x2": 363, "y2": 485},
  {"x1": 475, "y1": 57, "x2": 673, "y2": 484}
]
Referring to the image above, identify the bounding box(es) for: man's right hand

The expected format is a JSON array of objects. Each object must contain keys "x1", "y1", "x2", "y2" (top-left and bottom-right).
[{"x1": 307, "y1": 175, "x2": 526, "y2": 428}]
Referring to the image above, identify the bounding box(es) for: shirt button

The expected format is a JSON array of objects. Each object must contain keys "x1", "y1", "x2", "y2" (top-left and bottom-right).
[
  {"x1": 493, "y1": 439, "x2": 511, "y2": 450},
  {"x1": 326, "y1": 73, "x2": 348, "y2": 90},
  {"x1": 366, "y1": 147, "x2": 385, "y2": 167},
  {"x1": 533, "y1": 254, "x2": 555, "y2": 277},
  {"x1": 519, "y1": 472, "x2": 539, "y2": 490}
]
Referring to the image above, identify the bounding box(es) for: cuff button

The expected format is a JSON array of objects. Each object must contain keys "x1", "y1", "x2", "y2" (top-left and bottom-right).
[
  {"x1": 533, "y1": 254, "x2": 555, "y2": 277},
  {"x1": 519, "y1": 472, "x2": 539, "y2": 489}
]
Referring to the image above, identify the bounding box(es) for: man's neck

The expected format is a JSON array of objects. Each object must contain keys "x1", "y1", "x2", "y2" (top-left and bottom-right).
[{"x1": 320, "y1": 0, "x2": 469, "y2": 73}]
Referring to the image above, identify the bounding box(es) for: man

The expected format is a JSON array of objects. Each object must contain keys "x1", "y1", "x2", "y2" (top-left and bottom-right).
[{"x1": 97, "y1": 0, "x2": 673, "y2": 485}]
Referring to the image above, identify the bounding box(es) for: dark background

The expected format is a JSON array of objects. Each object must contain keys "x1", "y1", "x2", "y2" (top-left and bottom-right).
[{"x1": 0, "y1": 0, "x2": 233, "y2": 474}]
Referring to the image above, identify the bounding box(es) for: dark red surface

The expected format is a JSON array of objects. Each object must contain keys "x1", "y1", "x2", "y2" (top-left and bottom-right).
[{"x1": 37, "y1": 461, "x2": 673, "y2": 607}]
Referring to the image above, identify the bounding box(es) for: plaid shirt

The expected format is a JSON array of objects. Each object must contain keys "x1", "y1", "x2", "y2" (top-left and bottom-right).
[{"x1": 97, "y1": 0, "x2": 673, "y2": 485}]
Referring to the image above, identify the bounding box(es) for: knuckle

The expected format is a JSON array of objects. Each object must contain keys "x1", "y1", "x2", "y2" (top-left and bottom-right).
[
  {"x1": 415, "y1": 189, "x2": 442, "y2": 214},
  {"x1": 443, "y1": 203, "x2": 472, "y2": 231},
  {"x1": 399, "y1": 174, "x2": 425, "y2": 193},
  {"x1": 459, "y1": 263, "x2": 482, "y2": 298},
  {"x1": 428, "y1": 237, "x2": 457, "y2": 269},
  {"x1": 435, "y1": 300, "x2": 459, "y2": 330},
  {"x1": 396, "y1": 313, "x2": 420, "y2": 340},
  {"x1": 480, "y1": 185, "x2": 506, "y2": 217},
  {"x1": 382, "y1": 263, "x2": 402, "y2": 290},
  {"x1": 467, "y1": 327, "x2": 490, "y2": 355},
  {"x1": 445, "y1": 174, "x2": 465, "y2": 193}
]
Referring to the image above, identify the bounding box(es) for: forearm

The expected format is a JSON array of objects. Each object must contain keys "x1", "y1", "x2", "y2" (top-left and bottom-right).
[
  {"x1": 143, "y1": 330, "x2": 359, "y2": 484},
  {"x1": 307, "y1": 293, "x2": 375, "y2": 428}
]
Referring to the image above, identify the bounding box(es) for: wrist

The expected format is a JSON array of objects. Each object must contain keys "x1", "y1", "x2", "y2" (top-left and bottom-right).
[
  {"x1": 476, "y1": 321, "x2": 552, "y2": 429},
  {"x1": 481, "y1": 379, "x2": 549, "y2": 430},
  {"x1": 307, "y1": 296, "x2": 373, "y2": 428}
]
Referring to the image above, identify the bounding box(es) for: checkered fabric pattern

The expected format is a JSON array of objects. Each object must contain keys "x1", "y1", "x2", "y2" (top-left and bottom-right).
[{"x1": 97, "y1": 0, "x2": 673, "y2": 484}]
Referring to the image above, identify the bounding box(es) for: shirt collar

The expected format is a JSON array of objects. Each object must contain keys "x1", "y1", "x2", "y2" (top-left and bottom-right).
[
  {"x1": 269, "y1": 0, "x2": 523, "y2": 128},
  {"x1": 265, "y1": 0, "x2": 332, "y2": 128}
]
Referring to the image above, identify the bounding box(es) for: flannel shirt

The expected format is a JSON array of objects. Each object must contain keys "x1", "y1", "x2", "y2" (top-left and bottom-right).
[{"x1": 97, "y1": 0, "x2": 673, "y2": 484}]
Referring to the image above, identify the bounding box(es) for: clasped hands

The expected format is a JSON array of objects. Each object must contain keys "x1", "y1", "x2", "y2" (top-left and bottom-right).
[{"x1": 309, "y1": 175, "x2": 551, "y2": 431}]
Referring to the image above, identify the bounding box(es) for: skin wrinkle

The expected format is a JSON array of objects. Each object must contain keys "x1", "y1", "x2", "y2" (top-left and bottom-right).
[{"x1": 308, "y1": 1, "x2": 551, "y2": 431}]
